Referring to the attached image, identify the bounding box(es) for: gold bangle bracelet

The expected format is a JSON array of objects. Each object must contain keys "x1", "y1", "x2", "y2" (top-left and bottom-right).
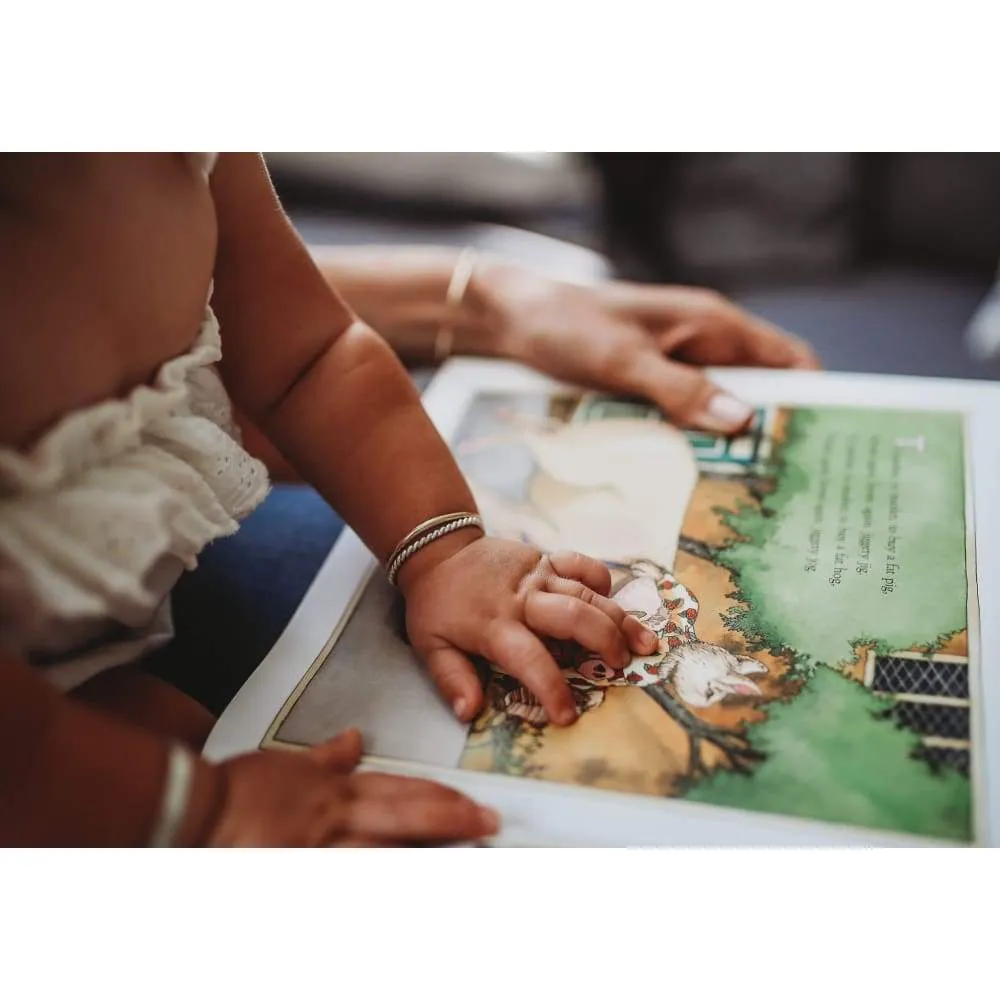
[{"x1": 434, "y1": 247, "x2": 479, "y2": 364}]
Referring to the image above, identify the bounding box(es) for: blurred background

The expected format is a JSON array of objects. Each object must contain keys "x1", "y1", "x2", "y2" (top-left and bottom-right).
[{"x1": 266, "y1": 152, "x2": 1000, "y2": 380}]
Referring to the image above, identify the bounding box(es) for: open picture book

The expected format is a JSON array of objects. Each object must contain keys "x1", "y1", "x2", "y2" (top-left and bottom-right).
[{"x1": 204, "y1": 360, "x2": 1000, "y2": 847}]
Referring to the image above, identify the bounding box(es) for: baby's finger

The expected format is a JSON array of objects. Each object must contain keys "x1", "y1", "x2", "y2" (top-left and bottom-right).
[
  {"x1": 546, "y1": 577, "x2": 658, "y2": 655},
  {"x1": 487, "y1": 622, "x2": 578, "y2": 726},
  {"x1": 308, "y1": 727, "x2": 364, "y2": 772},
  {"x1": 346, "y1": 792, "x2": 500, "y2": 844},
  {"x1": 424, "y1": 645, "x2": 483, "y2": 723},
  {"x1": 548, "y1": 550, "x2": 612, "y2": 596},
  {"x1": 525, "y1": 591, "x2": 629, "y2": 670}
]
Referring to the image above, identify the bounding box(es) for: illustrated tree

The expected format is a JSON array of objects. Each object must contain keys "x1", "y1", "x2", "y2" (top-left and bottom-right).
[{"x1": 641, "y1": 685, "x2": 766, "y2": 779}]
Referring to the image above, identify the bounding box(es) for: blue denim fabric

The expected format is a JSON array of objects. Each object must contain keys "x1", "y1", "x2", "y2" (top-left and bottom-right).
[{"x1": 142, "y1": 485, "x2": 345, "y2": 715}]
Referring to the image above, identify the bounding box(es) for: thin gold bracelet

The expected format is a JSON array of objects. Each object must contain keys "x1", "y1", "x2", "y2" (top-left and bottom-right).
[
  {"x1": 386, "y1": 512, "x2": 484, "y2": 587},
  {"x1": 434, "y1": 247, "x2": 479, "y2": 364}
]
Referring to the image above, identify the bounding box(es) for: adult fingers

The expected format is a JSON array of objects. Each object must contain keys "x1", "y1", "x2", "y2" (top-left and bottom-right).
[
  {"x1": 344, "y1": 788, "x2": 500, "y2": 844},
  {"x1": 615, "y1": 348, "x2": 754, "y2": 434},
  {"x1": 308, "y1": 727, "x2": 364, "y2": 772},
  {"x1": 349, "y1": 772, "x2": 475, "y2": 804},
  {"x1": 729, "y1": 316, "x2": 821, "y2": 370},
  {"x1": 633, "y1": 286, "x2": 821, "y2": 371}
]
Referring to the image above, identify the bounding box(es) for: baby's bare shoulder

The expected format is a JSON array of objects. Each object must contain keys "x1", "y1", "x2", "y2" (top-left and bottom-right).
[{"x1": 0, "y1": 154, "x2": 218, "y2": 449}]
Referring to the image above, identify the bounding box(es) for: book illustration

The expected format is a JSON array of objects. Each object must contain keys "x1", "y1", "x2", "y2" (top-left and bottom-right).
[
  {"x1": 495, "y1": 562, "x2": 770, "y2": 779},
  {"x1": 455, "y1": 394, "x2": 974, "y2": 843},
  {"x1": 265, "y1": 391, "x2": 976, "y2": 843},
  {"x1": 501, "y1": 565, "x2": 767, "y2": 723}
]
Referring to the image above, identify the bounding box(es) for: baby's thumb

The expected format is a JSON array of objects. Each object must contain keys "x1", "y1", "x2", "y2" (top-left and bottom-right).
[
  {"x1": 309, "y1": 727, "x2": 364, "y2": 771},
  {"x1": 425, "y1": 646, "x2": 483, "y2": 724}
]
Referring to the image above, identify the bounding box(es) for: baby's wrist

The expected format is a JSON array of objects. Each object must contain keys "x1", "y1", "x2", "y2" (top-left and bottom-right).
[{"x1": 395, "y1": 525, "x2": 484, "y2": 595}]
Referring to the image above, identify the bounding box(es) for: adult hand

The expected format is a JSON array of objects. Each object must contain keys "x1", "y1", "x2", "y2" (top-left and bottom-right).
[
  {"x1": 207, "y1": 729, "x2": 499, "y2": 846},
  {"x1": 477, "y1": 262, "x2": 819, "y2": 433}
]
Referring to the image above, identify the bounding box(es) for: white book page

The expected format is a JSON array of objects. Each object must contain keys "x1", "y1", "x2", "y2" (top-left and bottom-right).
[{"x1": 205, "y1": 363, "x2": 1000, "y2": 847}]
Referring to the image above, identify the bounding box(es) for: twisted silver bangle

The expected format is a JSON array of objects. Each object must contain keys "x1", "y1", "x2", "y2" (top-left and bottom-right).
[{"x1": 386, "y1": 514, "x2": 484, "y2": 587}]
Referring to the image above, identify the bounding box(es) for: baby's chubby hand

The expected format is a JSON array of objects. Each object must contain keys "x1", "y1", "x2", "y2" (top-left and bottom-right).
[{"x1": 398, "y1": 534, "x2": 659, "y2": 725}]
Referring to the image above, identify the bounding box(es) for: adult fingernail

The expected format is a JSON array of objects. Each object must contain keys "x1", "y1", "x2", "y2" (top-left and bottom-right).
[
  {"x1": 703, "y1": 393, "x2": 753, "y2": 430},
  {"x1": 478, "y1": 807, "x2": 501, "y2": 833},
  {"x1": 453, "y1": 697, "x2": 468, "y2": 718},
  {"x1": 640, "y1": 624, "x2": 658, "y2": 648}
]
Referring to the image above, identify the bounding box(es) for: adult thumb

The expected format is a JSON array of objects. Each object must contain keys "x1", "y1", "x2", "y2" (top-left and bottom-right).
[
  {"x1": 624, "y1": 350, "x2": 754, "y2": 434},
  {"x1": 308, "y1": 727, "x2": 364, "y2": 771}
]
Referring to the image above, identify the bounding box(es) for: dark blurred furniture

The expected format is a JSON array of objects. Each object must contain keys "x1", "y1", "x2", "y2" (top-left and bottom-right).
[
  {"x1": 589, "y1": 153, "x2": 1000, "y2": 380},
  {"x1": 271, "y1": 153, "x2": 1000, "y2": 381}
]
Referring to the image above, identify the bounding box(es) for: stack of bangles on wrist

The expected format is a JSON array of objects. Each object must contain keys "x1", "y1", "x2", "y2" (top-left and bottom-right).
[{"x1": 386, "y1": 512, "x2": 485, "y2": 587}]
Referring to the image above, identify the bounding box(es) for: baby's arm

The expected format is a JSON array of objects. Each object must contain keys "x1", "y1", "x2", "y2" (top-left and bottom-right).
[
  {"x1": 209, "y1": 156, "x2": 657, "y2": 723},
  {"x1": 230, "y1": 244, "x2": 502, "y2": 480},
  {"x1": 211, "y1": 154, "x2": 478, "y2": 579}
]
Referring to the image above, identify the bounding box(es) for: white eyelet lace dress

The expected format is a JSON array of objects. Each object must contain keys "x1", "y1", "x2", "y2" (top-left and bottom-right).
[{"x1": 0, "y1": 306, "x2": 271, "y2": 691}]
